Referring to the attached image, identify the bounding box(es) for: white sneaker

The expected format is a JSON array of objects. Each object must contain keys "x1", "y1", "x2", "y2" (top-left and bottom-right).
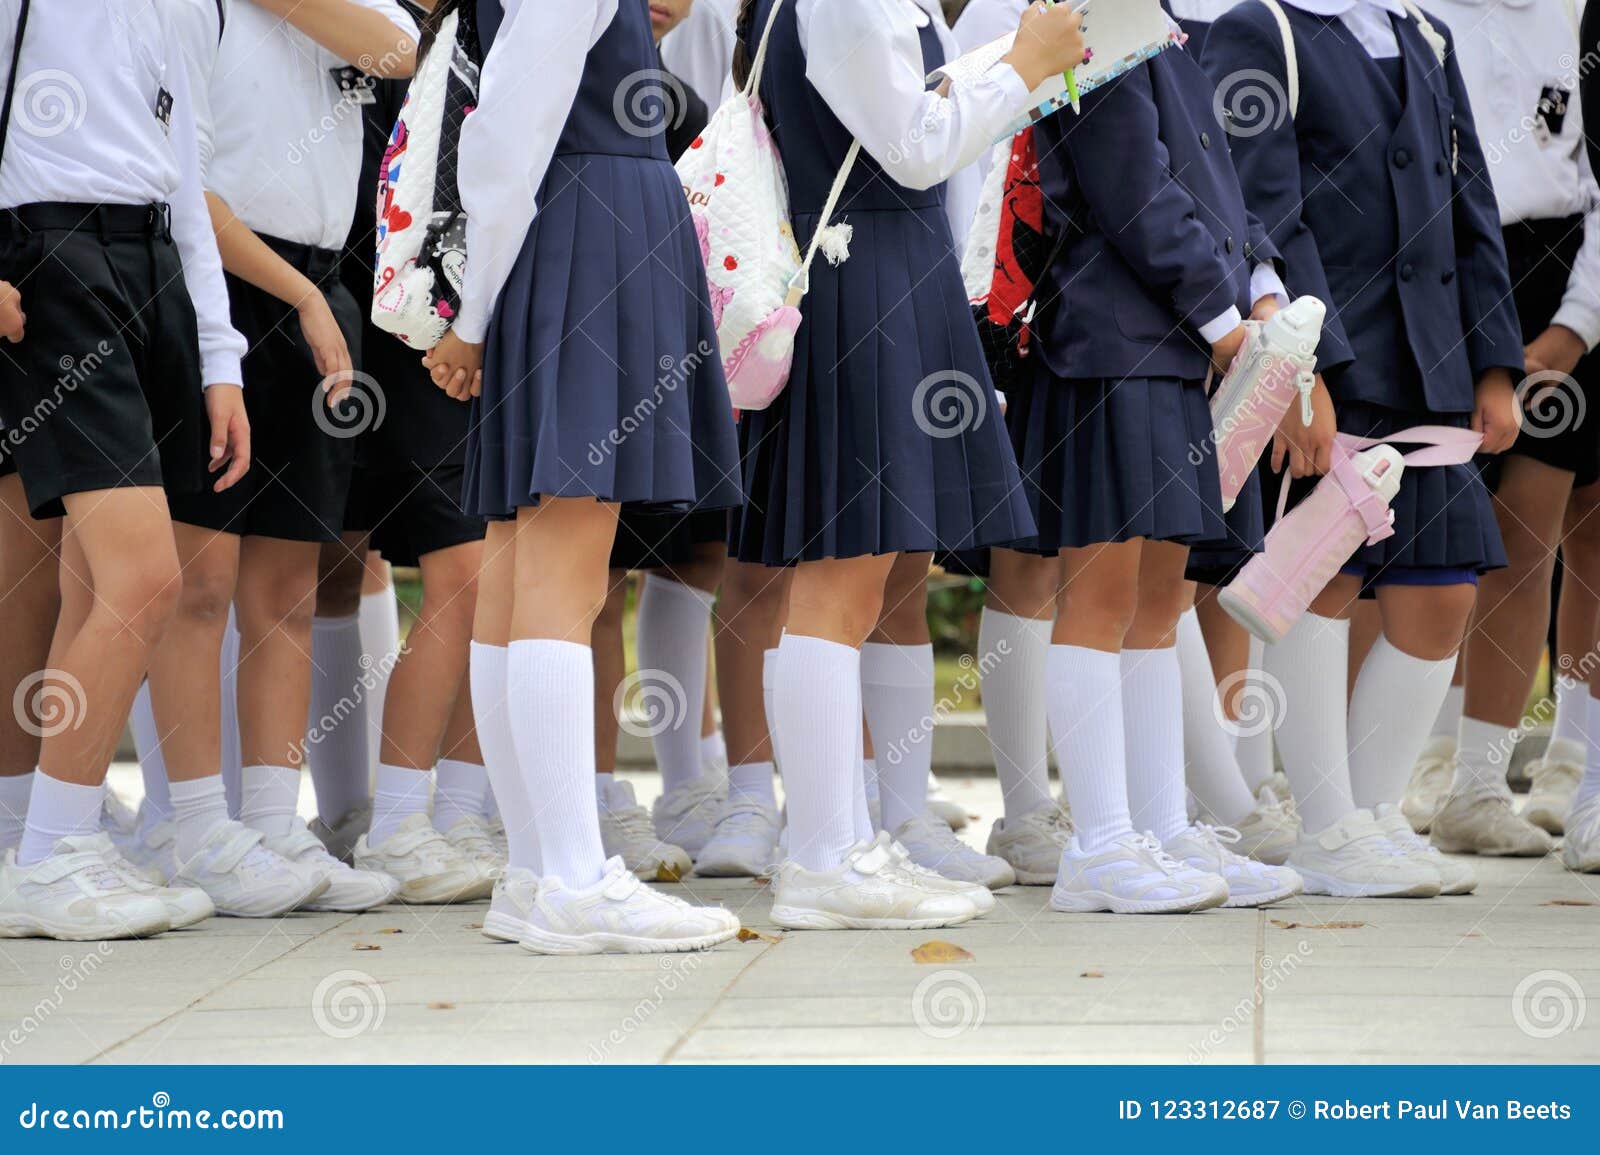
[
  {"x1": 771, "y1": 838, "x2": 979, "y2": 930},
  {"x1": 442, "y1": 813, "x2": 506, "y2": 876},
  {"x1": 1430, "y1": 789, "x2": 1554, "y2": 857},
  {"x1": 1262, "y1": 770, "x2": 1294, "y2": 806},
  {"x1": 517, "y1": 857, "x2": 740, "y2": 955},
  {"x1": 171, "y1": 820, "x2": 331, "y2": 917},
  {"x1": 1374, "y1": 803, "x2": 1476, "y2": 895},
  {"x1": 693, "y1": 796, "x2": 781, "y2": 877},
  {"x1": 1524, "y1": 738, "x2": 1583, "y2": 836},
  {"x1": 1561, "y1": 791, "x2": 1600, "y2": 873},
  {"x1": 1401, "y1": 735, "x2": 1455, "y2": 833},
  {"x1": 884, "y1": 834, "x2": 996, "y2": 914},
  {"x1": 485, "y1": 815, "x2": 509, "y2": 862},
  {"x1": 1164, "y1": 824, "x2": 1302, "y2": 908},
  {"x1": 482, "y1": 866, "x2": 543, "y2": 942},
  {"x1": 309, "y1": 803, "x2": 370, "y2": 865},
  {"x1": 266, "y1": 819, "x2": 398, "y2": 912},
  {"x1": 602, "y1": 780, "x2": 693, "y2": 882},
  {"x1": 986, "y1": 804, "x2": 1073, "y2": 885},
  {"x1": 893, "y1": 812, "x2": 1015, "y2": 889},
  {"x1": 353, "y1": 813, "x2": 496, "y2": 904},
  {"x1": 0, "y1": 837, "x2": 171, "y2": 940},
  {"x1": 651, "y1": 775, "x2": 725, "y2": 857},
  {"x1": 100, "y1": 845, "x2": 214, "y2": 929},
  {"x1": 1210, "y1": 787, "x2": 1300, "y2": 865},
  {"x1": 925, "y1": 776, "x2": 970, "y2": 830},
  {"x1": 1287, "y1": 810, "x2": 1441, "y2": 898},
  {"x1": 1050, "y1": 831, "x2": 1229, "y2": 914},
  {"x1": 100, "y1": 794, "x2": 169, "y2": 884}
]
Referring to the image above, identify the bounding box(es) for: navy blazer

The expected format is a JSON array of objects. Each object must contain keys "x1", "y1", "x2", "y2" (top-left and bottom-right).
[
  {"x1": 1031, "y1": 43, "x2": 1279, "y2": 383},
  {"x1": 1204, "y1": 2, "x2": 1522, "y2": 415}
]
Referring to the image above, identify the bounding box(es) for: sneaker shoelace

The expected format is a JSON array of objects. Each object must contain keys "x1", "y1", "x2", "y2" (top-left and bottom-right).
[
  {"x1": 1193, "y1": 823, "x2": 1251, "y2": 867},
  {"x1": 1130, "y1": 832, "x2": 1188, "y2": 876},
  {"x1": 607, "y1": 803, "x2": 660, "y2": 844}
]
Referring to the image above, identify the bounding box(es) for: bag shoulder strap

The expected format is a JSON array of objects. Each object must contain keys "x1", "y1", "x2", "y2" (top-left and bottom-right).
[
  {"x1": 1397, "y1": 0, "x2": 1448, "y2": 66},
  {"x1": 1336, "y1": 424, "x2": 1482, "y2": 469},
  {"x1": 0, "y1": 0, "x2": 31, "y2": 175},
  {"x1": 1258, "y1": 0, "x2": 1299, "y2": 119}
]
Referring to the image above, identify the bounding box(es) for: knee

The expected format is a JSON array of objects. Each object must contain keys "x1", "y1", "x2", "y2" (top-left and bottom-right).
[
  {"x1": 1564, "y1": 503, "x2": 1600, "y2": 569},
  {"x1": 1060, "y1": 581, "x2": 1138, "y2": 642},
  {"x1": 177, "y1": 560, "x2": 236, "y2": 626},
  {"x1": 238, "y1": 569, "x2": 318, "y2": 637},
  {"x1": 1495, "y1": 511, "x2": 1553, "y2": 571},
  {"x1": 1386, "y1": 584, "x2": 1477, "y2": 659},
  {"x1": 594, "y1": 575, "x2": 628, "y2": 632},
  {"x1": 103, "y1": 548, "x2": 182, "y2": 638}
]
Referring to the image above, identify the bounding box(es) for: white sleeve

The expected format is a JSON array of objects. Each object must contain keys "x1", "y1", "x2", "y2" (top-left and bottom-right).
[
  {"x1": 954, "y1": 0, "x2": 1028, "y2": 55},
  {"x1": 166, "y1": 38, "x2": 246, "y2": 388},
  {"x1": 353, "y1": 0, "x2": 421, "y2": 52},
  {"x1": 454, "y1": 0, "x2": 616, "y2": 344},
  {"x1": 1553, "y1": 154, "x2": 1600, "y2": 351},
  {"x1": 173, "y1": 6, "x2": 219, "y2": 177},
  {"x1": 798, "y1": 0, "x2": 1032, "y2": 191}
]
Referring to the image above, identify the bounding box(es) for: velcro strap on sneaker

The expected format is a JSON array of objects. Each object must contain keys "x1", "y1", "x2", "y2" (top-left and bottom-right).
[
  {"x1": 851, "y1": 842, "x2": 891, "y2": 875},
  {"x1": 27, "y1": 851, "x2": 103, "y2": 886}
]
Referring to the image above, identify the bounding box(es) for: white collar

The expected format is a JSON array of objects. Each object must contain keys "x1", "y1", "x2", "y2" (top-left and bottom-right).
[{"x1": 1278, "y1": 0, "x2": 1408, "y2": 16}]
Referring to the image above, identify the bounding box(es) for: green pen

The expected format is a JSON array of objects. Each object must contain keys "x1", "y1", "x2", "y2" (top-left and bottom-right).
[{"x1": 1046, "y1": 0, "x2": 1092, "y2": 114}]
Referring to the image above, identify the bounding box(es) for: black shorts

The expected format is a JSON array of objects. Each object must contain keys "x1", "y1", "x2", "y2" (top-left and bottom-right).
[
  {"x1": 0, "y1": 203, "x2": 209, "y2": 519},
  {"x1": 1488, "y1": 215, "x2": 1600, "y2": 489},
  {"x1": 168, "y1": 235, "x2": 363, "y2": 543},
  {"x1": 610, "y1": 508, "x2": 727, "y2": 572},
  {"x1": 347, "y1": 462, "x2": 486, "y2": 568}
]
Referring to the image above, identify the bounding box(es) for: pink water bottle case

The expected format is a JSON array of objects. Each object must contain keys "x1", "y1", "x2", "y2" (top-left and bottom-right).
[{"x1": 1219, "y1": 426, "x2": 1483, "y2": 644}]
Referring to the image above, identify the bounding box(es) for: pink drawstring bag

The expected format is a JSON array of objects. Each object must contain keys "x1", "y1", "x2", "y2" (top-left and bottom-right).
[{"x1": 1219, "y1": 426, "x2": 1483, "y2": 643}]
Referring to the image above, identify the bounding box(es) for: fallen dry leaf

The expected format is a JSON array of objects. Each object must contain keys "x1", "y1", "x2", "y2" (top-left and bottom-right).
[
  {"x1": 736, "y1": 927, "x2": 779, "y2": 944},
  {"x1": 1543, "y1": 899, "x2": 1595, "y2": 907},
  {"x1": 427, "y1": 1002, "x2": 455, "y2": 1010},
  {"x1": 1270, "y1": 919, "x2": 1365, "y2": 931},
  {"x1": 353, "y1": 944, "x2": 381, "y2": 951},
  {"x1": 466, "y1": 923, "x2": 483, "y2": 930},
  {"x1": 911, "y1": 941, "x2": 974, "y2": 965},
  {"x1": 1080, "y1": 969, "x2": 1105, "y2": 979},
  {"x1": 377, "y1": 928, "x2": 404, "y2": 934}
]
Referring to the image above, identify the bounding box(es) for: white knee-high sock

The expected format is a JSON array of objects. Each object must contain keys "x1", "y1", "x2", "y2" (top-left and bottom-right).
[
  {"x1": 635, "y1": 576, "x2": 716, "y2": 795},
  {"x1": 130, "y1": 680, "x2": 173, "y2": 823},
  {"x1": 17, "y1": 773, "x2": 103, "y2": 866},
  {"x1": 433, "y1": 758, "x2": 488, "y2": 833},
  {"x1": 1045, "y1": 645, "x2": 1134, "y2": 851},
  {"x1": 307, "y1": 612, "x2": 373, "y2": 826},
  {"x1": 776, "y1": 634, "x2": 862, "y2": 872},
  {"x1": 762, "y1": 647, "x2": 782, "y2": 775},
  {"x1": 1263, "y1": 613, "x2": 1357, "y2": 834},
  {"x1": 1450, "y1": 716, "x2": 1514, "y2": 799},
  {"x1": 1122, "y1": 647, "x2": 1190, "y2": 842},
  {"x1": 1234, "y1": 635, "x2": 1275, "y2": 792},
  {"x1": 978, "y1": 608, "x2": 1055, "y2": 819},
  {"x1": 221, "y1": 608, "x2": 242, "y2": 816},
  {"x1": 1347, "y1": 636, "x2": 1458, "y2": 808},
  {"x1": 360, "y1": 586, "x2": 402, "y2": 786},
  {"x1": 861, "y1": 642, "x2": 935, "y2": 834},
  {"x1": 1578, "y1": 694, "x2": 1600, "y2": 810},
  {"x1": 506, "y1": 640, "x2": 605, "y2": 887},
  {"x1": 238, "y1": 764, "x2": 302, "y2": 837},
  {"x1": 470, "y1": 641, "x2": 540, "y2": 872},
  {"x1": 1432, "y1": 681, "x2": 1464, "y2": 741},
  {"x1": 1176, "y1": 611, "x2": 1257, "y2": 825},
  {"x1": 1552, "y1": 675, "x2": 1590, "y2": 750},
  {"x1": 0, "y1": 771, "x2": 34, "y2": 852},
  {"x1": 370, "y1": 763, "x2": 433, "y2": 844}
]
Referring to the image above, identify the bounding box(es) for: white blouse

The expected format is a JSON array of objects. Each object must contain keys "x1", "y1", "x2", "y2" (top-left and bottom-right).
[
  {"x1": 455, "y1": 0, "x2": 619, "y2": 345},
  {"x1": 1281, "y1": 0, "x2": 1410, "y2": 59}
]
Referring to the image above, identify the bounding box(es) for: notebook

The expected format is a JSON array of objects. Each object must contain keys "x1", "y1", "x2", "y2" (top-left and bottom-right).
[{"x1": 931, "y1": 0, "x2": 1179, "y2": 140}]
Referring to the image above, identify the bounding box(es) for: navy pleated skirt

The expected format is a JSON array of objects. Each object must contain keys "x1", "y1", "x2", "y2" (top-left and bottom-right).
[
  {"x1": 1011, "y1": 367, "x2": 1227, "y2": 553},
  {"x1": 464, "y1": 153, "x2": 743, "y2": 519},
  {"x1": 1274, "y1": 402, "x2": 1506, "y2": 584},
  {"x1": 1186, "y1": 467, "x2": 1265, "y2": 586},
  {"x1": 731, "y1": 205, "x2": 1036, "y2": 565}
]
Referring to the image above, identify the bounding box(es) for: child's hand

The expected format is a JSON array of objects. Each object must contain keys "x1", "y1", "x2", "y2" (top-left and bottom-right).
[
  {"x1": 1523, "y1": 324, "x2": 1586, "y2": 379},
  {"x1": 1270, "y1": 374, "x2": 1337, "y2": 478},
  {"x1": 423, "y1": 330, "x2": 484, "y2": 401},
  {"x1": 204, "y1": 384, "x2": 252, "y2": 492},
  {"x1": 1006, "y1": 2, "x2": 1087, "y2": 93},
  {"x1": 1250, "y1": 295, "x2": 1281, "y2": 323},
  {"x1": 299, "y1": 292, "x2": 356, "y2": 406},
  {"x1": 1210, "y1": 323, "x2": 1249, "y2": 376},
  {"x1": 1471, "y1": 367, "x2": 1519, "y2": 454},
  {"x1": 0, "y1": 281, "x2": 24, "y2": 343}
]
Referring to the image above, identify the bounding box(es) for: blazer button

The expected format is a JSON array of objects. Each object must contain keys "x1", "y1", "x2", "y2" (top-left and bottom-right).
[
  {"x1": 1201, "y1": 131, "x2": 1212, "y2": 149},
  {"x1": 1394, "y1": 148, "x2": 1411, "y2": 169},
  {"x1": 1400, "y1": 262, "x2": 1416, "y2": 282},
  {"x1": 1244, "y1": 241, "x2": 1255, "y2": 261},
  {"x1": 1225, "y1": 236, "x2": 1235, "y2": 254}
]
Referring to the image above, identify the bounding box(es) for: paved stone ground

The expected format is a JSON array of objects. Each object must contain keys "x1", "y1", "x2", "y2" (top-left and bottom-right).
[{"x1": 1, "y1": 766, "x2": 1597, "y2": 1065}]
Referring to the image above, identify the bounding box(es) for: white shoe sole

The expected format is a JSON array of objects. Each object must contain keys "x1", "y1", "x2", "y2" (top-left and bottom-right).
[
  {"x1": 302, "y1": 885, "x2": 399, "y2": 913},
  {"x1": 1438, "y1": 876, "x2": 1478, "y2": 896},
  {"x1": 1049, "y1": 887, "x2": 1228, "y2": 915},
  {"x1": 210, "y1": 873, "x2": 331, "y2": 919},
  {"x1": 517, "y1": 923, "x2": 739, "y2": 955},
  {"x1": 1429, "y1": 832, "x2": 1551, "y2": 858},
  {"x1": 693, "y1": 854, "x2": 767, "y2": 878},
  {"x1": 1005, "y1": 866, "x2": 1058, "y2": 886},
  {"x1": 769, "y1": 904, "x2": 977, "y2": 931},
  {"x1": 1222, "y1": 879, "x2": 1302, "y2": 908},
  {"x1": 1293, "y1": 868, "x2": 1440, "y2": 898},
  {"x1": 481, "y1": 909, "x2": 533, "y2": 942},
  {"x1": 1524, "y1": 799, "x2": 1569, "y2": 836},
  {"x1": 390, "y1": 872, "x2": 495, "y2": 905},
  {"x1": 0, "y1": 910, "x2": 171, "y2": 940},
  {"x1": 161, "y1": 896, "x2": 216, "y2": 929}
]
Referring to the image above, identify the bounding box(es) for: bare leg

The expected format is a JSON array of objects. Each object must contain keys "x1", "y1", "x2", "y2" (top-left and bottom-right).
[{"x1": 592, "y1": 572, "x2": 628, "y2": 775}]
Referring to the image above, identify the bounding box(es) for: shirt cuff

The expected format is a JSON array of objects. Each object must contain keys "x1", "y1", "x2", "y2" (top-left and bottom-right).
[
  {"x1": 983, "y1": 60, "x2": 1032, "y2": 114},
  {"x1": 1551, "y1": 301, "x2": 1600, "y2": 354},
  {"x1": 451, "y1": 307, "x2": 489, "y2": 346},
  {"x1": 201, "y1": 353, "x2": 244, "y2": 390},
  {"x1": 1250, "y1": 264, "x2": 1289, "y2": 311},
  {"x1": 1198, "y1": 305, "x2": 1243, "y2": 346}
]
